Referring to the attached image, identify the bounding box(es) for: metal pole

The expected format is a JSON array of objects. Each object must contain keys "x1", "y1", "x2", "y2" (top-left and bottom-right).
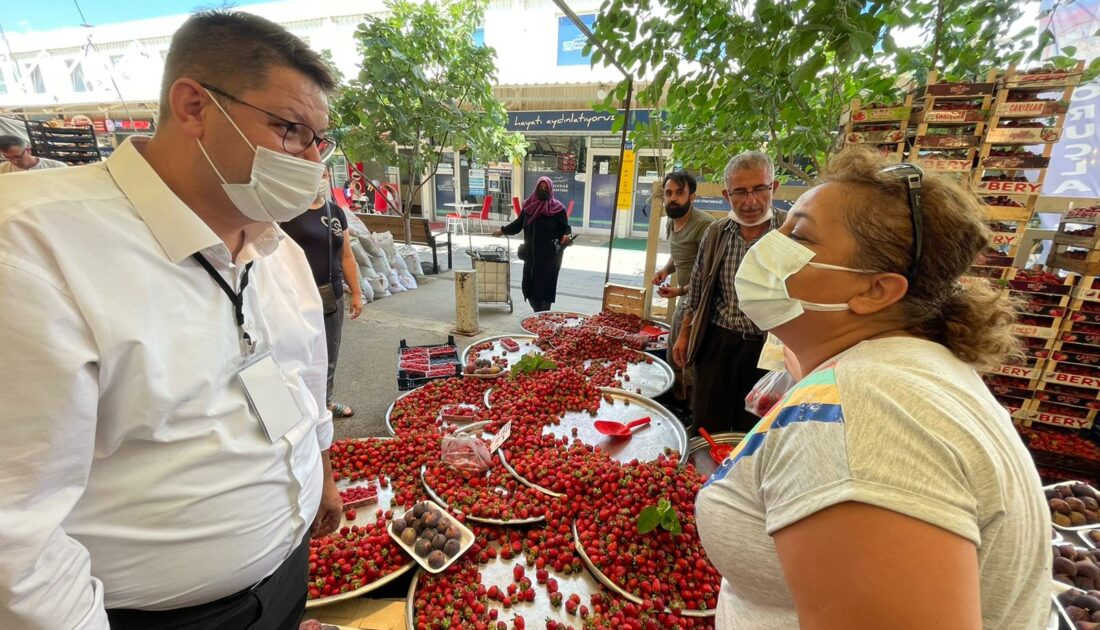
[{"x1": 604, "y1": 77, "x2": 633, "y2": 285}]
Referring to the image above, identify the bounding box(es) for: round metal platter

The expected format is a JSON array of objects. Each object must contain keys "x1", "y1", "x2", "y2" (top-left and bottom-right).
[
  {"x1": 497, "y1": 447, "x2": 562, "y2": 498},
  {"x1": 583, "y1": 350, "x2": 675, "y2": 398},
  {"x1": 419, "y1": 452, "x2": 547, "y2": 526},
  {"x1": 572, "y1": 521, "x2": 716, "y2": 618},
  {"x1": 519, "y1": 310, "x2": 590, "y2": 334},
  {"x1": 461, "y1": 334, "x2": 542, "y2": 367},
  {"x1": 406, "y1": 539, "x2": 607, "y2": 630},
  {"x1": 306, "y1": 441, "x2": 416, "y2": 608},
  {"x1": 543, "y1": 388, "x2": 688, "y2": 466},
  {"x1": 686, "y1": 432, "x2": 746, "y2": 479},
  {"x1": 384, "y1": 382, "x2": 489, "y2": 436}
]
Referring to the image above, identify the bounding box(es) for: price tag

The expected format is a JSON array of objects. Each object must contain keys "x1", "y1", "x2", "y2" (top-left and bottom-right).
[{"x1": 488, "y1": 421, "x2": 512, "y2": 454}]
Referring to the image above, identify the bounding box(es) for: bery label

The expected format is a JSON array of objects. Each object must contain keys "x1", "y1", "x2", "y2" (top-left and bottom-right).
[
  {"x1": 1045, "y1": 371, "x2": 1100, "y2": 389},
  {"x1": 976, "y1": 180, "x2": 1043, "y2": 194},
  {"x1": 990, "y1": 364, "x2": 1037, "y2": 378},
  {"x1": 1032, "y1": 412, "x2": 1092, "y2": 429}
]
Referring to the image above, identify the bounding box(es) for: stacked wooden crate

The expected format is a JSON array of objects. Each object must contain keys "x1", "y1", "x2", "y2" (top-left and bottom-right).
[
  {"x1": 907, "y1": 70, "x2": 998, "y2": 182},
  {"x1": 835, "y1": 96, "x2": 914, "y2": 159}
]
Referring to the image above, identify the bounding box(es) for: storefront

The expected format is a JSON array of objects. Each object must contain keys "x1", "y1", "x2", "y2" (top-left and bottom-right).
[{"x1": 425, "y1": 108, "x2": 665, "y2": 236}]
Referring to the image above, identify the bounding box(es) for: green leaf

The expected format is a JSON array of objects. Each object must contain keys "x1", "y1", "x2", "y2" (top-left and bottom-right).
[
  {"x1": 657, "y1": 497, "x2": 671, "y2": 512},
  {"x1": 637, "y1": 506, "x2": 660, "y2": 534},
  {"x1": 510, "y1": 352, "x2": 557, "y2": 377},
  {"x1": 659, "y1": 509, "x2": 677, "y2": 530}
]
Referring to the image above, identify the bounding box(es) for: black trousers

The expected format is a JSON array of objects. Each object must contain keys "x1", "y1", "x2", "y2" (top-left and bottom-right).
[
  {"x1": 106, "y1": 535, "x2": 309, "y2": 630},
  {"x1": 531, "y1": 300, "x2": 553, "y2": 312},
  {"x1": 692, "y1": 324, "x2": 766, "y2": 434}
]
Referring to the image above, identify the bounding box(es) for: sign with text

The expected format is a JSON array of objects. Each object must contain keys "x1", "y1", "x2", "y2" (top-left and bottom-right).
[
  {"x1": 557, "y1": 14, "x2": 596, "y2": 66},
  {"x1": 507, "y1": 110, "x2": 652, "y2": 134},
  {"x1": 616, "y1": 149, "x2": 636, "y2": 210}
]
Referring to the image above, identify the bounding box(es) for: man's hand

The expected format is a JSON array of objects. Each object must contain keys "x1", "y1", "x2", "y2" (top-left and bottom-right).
[
  {"x1": 348, "y1": 293, "x2": 363, "y2": 320},
  {"x1": 652, "y1": 269, "x2": 669, "y2": 286},
  {"x1": 672, "y1": 332, "x2": 689, "y2": 368},
  {"x1": 657, "y1": 285, "x2": 682, "y2": 299},
  {"x1": 492, "y1": 229, "x2": 503, "y2": 237},
  {"x1": 311, "y1": 452, "x2": 342, "y2": 538}
]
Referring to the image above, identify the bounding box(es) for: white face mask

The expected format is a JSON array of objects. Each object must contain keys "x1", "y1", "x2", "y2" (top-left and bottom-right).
[
  {"x1": 729, "y1": 206, "x2": 774, "y2": 227},
  {"x1": 735, "y1": 230, "x2": 875, "y2": 330},
  {"x1": 197, "y1": 90, "x2": 326, "y2": 223}
]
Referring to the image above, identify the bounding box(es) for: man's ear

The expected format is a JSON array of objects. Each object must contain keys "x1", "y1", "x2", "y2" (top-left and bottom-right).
[
  {"x1": 168, "y1": 78, "x2": 209, "y2": 140},
  {"x1": 771, "y1": 180, "x2": 780, "y2": 193},
  {"x1": 848, "y1": 273, "x2": 909, "y2": 316}
]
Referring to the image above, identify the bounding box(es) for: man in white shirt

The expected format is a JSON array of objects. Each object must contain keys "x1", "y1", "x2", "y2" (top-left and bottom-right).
[
  {"x1": 0, "y1": 10, "x2": 342, "y2": 630},
  {"x1": 0, "y1": 134, "x2": 68, "y2": 173}
]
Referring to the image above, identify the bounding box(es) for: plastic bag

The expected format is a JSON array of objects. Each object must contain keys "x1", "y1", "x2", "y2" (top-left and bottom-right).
[
  {"x1": 399, "y1": 245, "x2": 425, "y2": 278},
  {"x1": 441, "y1": 434, "x2": 493, "y2": 479},
  {"x1": 745, "y1": 370, "x2": 797, "y2": 418},
  {"x1": 398, "y1": 270, "x2": 418, "y2": 290},
  {"x1": 358, "y1": 276, "x2": 375, "y2": 303},
  {"x1": 374, "y1": 230, "x2": 399, "y2": 259},
  {"x1": 358, "y1": 232, "x2": 385, "y2": 258},
  {"x1": 387, "y1": 269, "x2": 407, "y2": 293}
]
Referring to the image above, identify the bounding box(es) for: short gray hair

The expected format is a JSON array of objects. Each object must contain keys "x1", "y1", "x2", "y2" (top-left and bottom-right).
[{"x1": 724, "y1": 151, "x2": 775, "y2": 184}]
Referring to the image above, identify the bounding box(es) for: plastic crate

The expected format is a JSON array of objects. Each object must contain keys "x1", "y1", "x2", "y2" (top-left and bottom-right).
[{"x1": 397, "y1": 336, "x2": 460, "y2": 391}]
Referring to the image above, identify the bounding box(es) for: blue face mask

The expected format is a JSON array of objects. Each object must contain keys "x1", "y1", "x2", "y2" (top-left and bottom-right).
[{"x1": 735, "y1": 231, "x2": 876, "y2": 331}]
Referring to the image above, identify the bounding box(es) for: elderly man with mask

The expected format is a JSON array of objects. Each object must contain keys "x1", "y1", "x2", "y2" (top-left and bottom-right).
[
  {"x1": 651, "y1": 170, "x2": 715, "y2": 405},
  {"x1": 0, "y1": 11, "x2": 341, "y2": 629},
  {"x1": 672, "y1": 151, "x2": 785, "y2": 434}
]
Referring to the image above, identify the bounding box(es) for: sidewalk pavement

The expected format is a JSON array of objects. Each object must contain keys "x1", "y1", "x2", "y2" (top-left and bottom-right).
[{"x1": 330, "y1": 232, "x2": 673, "y2": 440}]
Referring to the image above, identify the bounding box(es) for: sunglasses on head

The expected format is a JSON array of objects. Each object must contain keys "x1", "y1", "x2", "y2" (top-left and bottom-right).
[{"x1": 880, "y1": 163, "x2": 924, "y2": 282}]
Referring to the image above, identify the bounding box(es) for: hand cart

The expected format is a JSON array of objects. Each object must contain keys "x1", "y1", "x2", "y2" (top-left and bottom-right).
[{"x1": 466, "y1": 236, "x2": 513, "y2": 313}]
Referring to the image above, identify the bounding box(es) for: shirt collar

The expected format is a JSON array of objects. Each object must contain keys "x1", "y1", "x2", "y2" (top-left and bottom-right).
[{"x1": 106, "y1": 136, "x2": 283, "y2": 265}]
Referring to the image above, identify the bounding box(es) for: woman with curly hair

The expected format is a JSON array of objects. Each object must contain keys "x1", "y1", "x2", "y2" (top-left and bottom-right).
[{"x1": 696, "y1": 148, "x2": 1048, "y2": 630}]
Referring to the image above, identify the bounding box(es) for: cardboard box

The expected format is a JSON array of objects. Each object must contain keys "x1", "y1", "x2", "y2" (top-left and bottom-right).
[{"x1": 304, "y1": 598, "x2": 406, "y2": 630}]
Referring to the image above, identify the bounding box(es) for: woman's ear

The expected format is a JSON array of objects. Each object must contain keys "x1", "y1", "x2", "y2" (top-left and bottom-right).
[{"x1": 848, "y1": 273, "x2": 908, "y2": 316}]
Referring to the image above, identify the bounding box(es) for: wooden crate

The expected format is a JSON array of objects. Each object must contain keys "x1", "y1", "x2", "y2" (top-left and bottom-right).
[
  {"x1": 908, "y1": 70, "x2": 998, "y2": 180},
  {"x1": 835, "y1": 96, "x2": 913, "y2": 159},
  {"x1": 602, "y1": 283, "x2": 646, "y2": 318}
]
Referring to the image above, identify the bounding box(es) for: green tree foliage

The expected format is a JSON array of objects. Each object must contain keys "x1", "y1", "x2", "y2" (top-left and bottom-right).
[
  {"x1": 333, "y1": 0, "x2": 526, "y2": 242},
  {"x1": 590, "y1": 0, "x2": 1100, "y2": 183}
]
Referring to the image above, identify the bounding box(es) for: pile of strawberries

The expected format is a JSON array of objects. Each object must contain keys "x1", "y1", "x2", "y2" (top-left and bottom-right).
[{"x1": 389, "y1": 377, "x2": 494, "y2": 435}]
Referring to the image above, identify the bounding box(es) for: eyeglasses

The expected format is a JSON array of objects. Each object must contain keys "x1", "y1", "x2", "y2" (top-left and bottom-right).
[
  {"x1": 727, "y1": 184, "x2": 773, "y2": 202},
  {"x1": 199, "y1": 82, "x2": 335, "y2": 156},
  {"x1": 880, "y1": 163, "x2": 924, "y2": 282}
]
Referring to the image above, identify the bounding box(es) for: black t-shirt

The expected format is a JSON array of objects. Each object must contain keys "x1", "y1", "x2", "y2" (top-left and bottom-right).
[{"x1": 280, "y1": 201, "x2": 348, "y2": 299}]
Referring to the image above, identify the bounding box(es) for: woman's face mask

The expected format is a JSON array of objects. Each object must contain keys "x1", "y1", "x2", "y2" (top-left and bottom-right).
[
  {"x1": 734, "y1": 230, "x2": 876, "y2": 330},
  {"x1": 536, "y1": 187, "x2": 551, "y2": 201}
]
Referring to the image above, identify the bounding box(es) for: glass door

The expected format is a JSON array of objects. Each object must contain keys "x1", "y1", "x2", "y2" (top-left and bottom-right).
[
  {"x1": 586, "y1": 150, "x2": 620, "y2": 232},
  {"x1": 631, "y1": 153, "x2": 666, "y2": 238}
]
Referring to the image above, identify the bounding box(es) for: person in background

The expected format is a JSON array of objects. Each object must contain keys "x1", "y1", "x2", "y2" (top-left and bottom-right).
[
  {"x1": 0, "y1": 11, "x2": 341, "y2": 629},
  {"x1": 493, "y1": 176, "x2": 572, "y2": 312},
  {"x1": 0, "y1": 135, "x2": 67, "y2": 173},
  {"x1": 696, "y1": 148, "x2": 1048, "y2": 630},
  {"x1": 651, "y1": 170, "x2": 715, "y2": 406},
  {"x1": 281, "y1": 170, "x2": 363, "y2": 419},
  {"x1": 673, "y1": 151, "x2": 784, "y2": 434}
]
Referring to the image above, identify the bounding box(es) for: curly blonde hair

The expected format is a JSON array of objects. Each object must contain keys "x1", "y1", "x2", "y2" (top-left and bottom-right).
[{"x1": 824, "y1": 148, "x2": 1022, "y2": 369}]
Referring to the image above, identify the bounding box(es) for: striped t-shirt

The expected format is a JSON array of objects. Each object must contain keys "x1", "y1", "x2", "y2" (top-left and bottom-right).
[{"x1": 695, "y1": 336, "x2": 1049, "y2": 629}]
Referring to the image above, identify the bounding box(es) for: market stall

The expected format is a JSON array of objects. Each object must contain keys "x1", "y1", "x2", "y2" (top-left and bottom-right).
[{"x1": 303, "y1": 308, "x2": 730, "y2": 629}]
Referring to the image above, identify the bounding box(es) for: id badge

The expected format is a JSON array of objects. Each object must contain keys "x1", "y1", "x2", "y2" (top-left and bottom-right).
[{"x1": 237, "y1": 351, "x2": 303, "y2": 443}]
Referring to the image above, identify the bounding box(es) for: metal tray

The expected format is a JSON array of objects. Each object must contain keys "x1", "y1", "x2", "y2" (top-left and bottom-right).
[
  {"x1": 572, "y1": 521, "x2": 715, "y2": 618},
  {"x1": 306, "y1": 457, "x2": 416, "y2": 608},
  {"x1": 405, "y1": 538, "x2": 607, "y2": 630},
  {"x1": 420, "y1": 461, "x2": 546, "y2": 526},
  {"x1": 461, "y1": 334, "x2": 542, "y2": 366},
  {"x1": 583, "y1": 350, "x2": 675, "y2": 398},
  {"x1": 520, "y1": 310, "x2": 589, "y2": 334},
  {"x1": 1046, "y1": 481, "x2": 1100, "y2": 531},
  {"x1": 498, "y1": 447, "x2": 562, "y2": 498},
  {"x1": 385, "y1": 383, "x2": 489, "y2": 436},
  {"x1": 686, "y1": 432, "x2": 746, "y2": 480},
  {"x1": 544, "y1": 388, "x2": 688, "y2": 466}
]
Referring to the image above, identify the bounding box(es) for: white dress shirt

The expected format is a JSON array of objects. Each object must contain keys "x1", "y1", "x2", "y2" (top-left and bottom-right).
[{"x1": 0, "y1": 137, "x2": 333, "y2": 629}]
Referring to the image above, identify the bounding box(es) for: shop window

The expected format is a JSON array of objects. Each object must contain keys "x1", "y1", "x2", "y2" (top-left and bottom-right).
[
  {"x1": 71, "y1": 64, "x2": 87, "y2": 93},
  {"x1": 30, "y1": 66, "x2": 46, "y2": 94}
]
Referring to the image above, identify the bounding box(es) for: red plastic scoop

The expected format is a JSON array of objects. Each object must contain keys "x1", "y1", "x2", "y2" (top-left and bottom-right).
[
  {"x1": 594, "y1": 416, "x2": 651, "y2": 437},
  {"x1": 699, "y1": 428, "x2": 733, "y2": 464}
]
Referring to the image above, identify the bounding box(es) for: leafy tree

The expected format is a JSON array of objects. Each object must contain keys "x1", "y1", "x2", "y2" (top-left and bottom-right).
[
  {"x1": 333, "y1": 0, "x2": 526, "y2": 243},
  {"x1": 589, "y1": 0, "x2": 1100, "y2": 184}
]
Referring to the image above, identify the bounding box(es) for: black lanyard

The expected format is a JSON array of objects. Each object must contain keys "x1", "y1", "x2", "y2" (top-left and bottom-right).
[{"x1": 191, "y1": 253, "x2": 255, "y2": 351}]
